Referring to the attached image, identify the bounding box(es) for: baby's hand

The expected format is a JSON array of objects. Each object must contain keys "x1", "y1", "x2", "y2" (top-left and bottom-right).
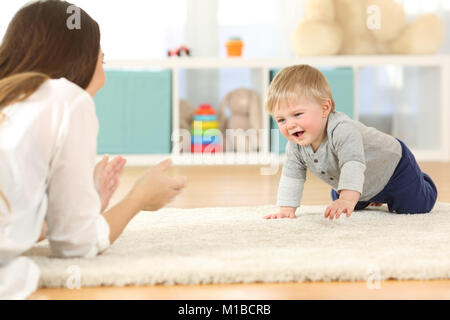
[
  {"x1": 324, "y1": 199, "x2": 356, "y2": 220},
  {"x1": 264, "y1": 206, "x2": 296, "y2": 219}
]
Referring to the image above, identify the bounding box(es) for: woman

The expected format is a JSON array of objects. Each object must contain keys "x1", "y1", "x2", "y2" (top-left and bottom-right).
[{"x1": 0, "y1": 0, "x2": 186, "y2": 299}]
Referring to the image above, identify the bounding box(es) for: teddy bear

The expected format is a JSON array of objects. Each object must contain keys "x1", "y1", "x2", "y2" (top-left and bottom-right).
[
  {"x1": 291, "y1": 0, "x2": 444, "y2": 55},
  {"x1": 218, "y1": 88, "x2": 262, "y2": 152},
  {"x1": 179, "y1": 99, "x2": 195, "y2": 132},
  {"x1": 178, "y1": 99, "x2": 195, "y2": 152}
]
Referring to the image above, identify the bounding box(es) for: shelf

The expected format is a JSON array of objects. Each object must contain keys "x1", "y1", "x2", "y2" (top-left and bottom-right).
[
  {"x1": 97, "y1": 147, "x2": 444, "y2": 167},
  {"x1": 99, "y1": 55, "x2": 450, "y2": 163},
  {"x1": 106, "y1": 55, "x2": 449, "y2": 69}
]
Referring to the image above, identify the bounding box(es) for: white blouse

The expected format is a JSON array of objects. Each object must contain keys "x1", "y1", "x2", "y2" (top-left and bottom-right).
[{"x1": 0, "y1": 78, "x2": 110, "y2": 299}]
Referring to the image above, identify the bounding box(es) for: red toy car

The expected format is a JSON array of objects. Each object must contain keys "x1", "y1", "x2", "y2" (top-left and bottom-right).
[{"x1": 167, "y1": 45, "x2": 191, "y2": 57}]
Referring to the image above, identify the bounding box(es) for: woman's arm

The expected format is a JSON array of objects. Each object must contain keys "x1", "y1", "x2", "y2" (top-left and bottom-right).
[
  {"x1": 45, "y1": 89, "x2": 186, "y2": 253},
  {"x1": 101, "y1": 159, "x2": 186, "y2": 244},
  {"x1": 45, "y1": 91, "x2": 108, "y2": 257}
]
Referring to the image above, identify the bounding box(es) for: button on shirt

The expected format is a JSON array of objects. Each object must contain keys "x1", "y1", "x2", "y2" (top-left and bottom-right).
[{"x1": 277, "y1": 111, "x2": 402, "y2": 208}]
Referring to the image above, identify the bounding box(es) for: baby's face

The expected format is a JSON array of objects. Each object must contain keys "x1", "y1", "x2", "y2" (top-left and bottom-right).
[{"x1": 273, "y1": 98, "x2": 329, "y2": 150}]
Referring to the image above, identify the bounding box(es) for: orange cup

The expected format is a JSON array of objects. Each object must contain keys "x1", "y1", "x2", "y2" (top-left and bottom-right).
[{"x1": 226, "y1": 38, "x2": 243, "y2": 57}]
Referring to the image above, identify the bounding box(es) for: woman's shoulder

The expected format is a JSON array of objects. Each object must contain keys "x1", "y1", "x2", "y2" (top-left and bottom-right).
[
  {"x1": 28, "y1": 78, "x2": 94, "y2": 114},
  {"x1": 40, "y1": 78, "x2": 91, "y2": 102}
]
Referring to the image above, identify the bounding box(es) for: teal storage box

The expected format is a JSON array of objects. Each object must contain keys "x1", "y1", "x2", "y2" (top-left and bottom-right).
[
  {"x1": 269, "y1": 67, "x2": 354, "y2": 153},
  {"x1": 94, "y1": 70, "x2": 172, "y2": 154}
]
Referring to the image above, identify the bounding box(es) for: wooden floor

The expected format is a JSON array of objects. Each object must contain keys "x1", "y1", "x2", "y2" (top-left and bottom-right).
[{"x1": 30, "y1": 162, "x2": 450, "y2": 300}]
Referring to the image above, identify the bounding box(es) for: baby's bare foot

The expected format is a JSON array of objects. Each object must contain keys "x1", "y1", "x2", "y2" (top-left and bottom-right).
[{"x1": 94, "y1": 155, "x2": 127, "y2": 212}]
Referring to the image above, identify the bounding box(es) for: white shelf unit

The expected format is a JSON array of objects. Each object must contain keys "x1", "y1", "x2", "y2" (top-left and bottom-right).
[{"x1": 104, "y1": 55, "x2": 450, "y2": 165}]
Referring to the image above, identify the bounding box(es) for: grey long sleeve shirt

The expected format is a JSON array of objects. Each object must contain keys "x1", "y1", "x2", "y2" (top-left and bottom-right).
[{"x1": 277, "y1": 111, "x2": 402, "y2": 207}]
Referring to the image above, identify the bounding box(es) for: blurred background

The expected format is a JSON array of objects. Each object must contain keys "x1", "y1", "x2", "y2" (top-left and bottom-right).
[
  {"x1": 1, "y1": 0, "x2": 449, "y2": 161},
  {"x1": 3, "y1": 0, "x2": 448, "y2": 59}
]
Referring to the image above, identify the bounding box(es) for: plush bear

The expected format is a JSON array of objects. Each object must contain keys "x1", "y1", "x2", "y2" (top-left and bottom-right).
[
  {"x1": 218, "y1": 88, "x2": 262, "y2": 152},
  {"x1": 292, "y1": 0, "x2": 343, "y2": 56},
  {"x1": 292, "y1": 0, "x2": 444, "y2": 55},
  {"x1": 388, "y1": 13, "x2": 445, "y2": 54},
  {"x1": 178, "y1": 99, "x2": 195, "y2": 152},
  {"x1": 179, "y1": 99, "x2": 195, "y2": 132}
]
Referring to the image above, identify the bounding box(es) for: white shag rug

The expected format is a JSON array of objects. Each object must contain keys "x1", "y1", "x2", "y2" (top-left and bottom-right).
[{"x1": 26, "y1": 203, "x2": 450, "y2": 288}]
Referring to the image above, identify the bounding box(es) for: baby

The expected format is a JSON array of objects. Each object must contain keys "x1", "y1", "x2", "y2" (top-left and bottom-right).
[{"x1": 264, "y1": 65, "x2": 437, "y2": 220}]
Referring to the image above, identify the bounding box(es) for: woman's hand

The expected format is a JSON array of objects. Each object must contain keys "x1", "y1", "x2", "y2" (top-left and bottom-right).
[
  {"x1": 94, "y1": 155, "x2": 127, "y2": 212},
  {"x1": 127, "y1": 158, "x2": 187, "y2": 211}
]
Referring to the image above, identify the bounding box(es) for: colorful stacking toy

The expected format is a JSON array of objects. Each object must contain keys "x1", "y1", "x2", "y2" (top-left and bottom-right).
[{"x1": 191, "y1": 104, "x2": 222, "y2": 153}]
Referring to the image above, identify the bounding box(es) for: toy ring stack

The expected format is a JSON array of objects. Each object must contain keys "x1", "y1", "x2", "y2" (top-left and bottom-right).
[{"x1": 191, "y1": 104, "x2": 223, "y2": 153}]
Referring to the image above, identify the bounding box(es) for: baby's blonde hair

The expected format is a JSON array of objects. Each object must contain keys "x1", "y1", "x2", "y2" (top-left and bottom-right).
[{"x1": 265, "y1": 64, "x2": 335, "y2": 114}]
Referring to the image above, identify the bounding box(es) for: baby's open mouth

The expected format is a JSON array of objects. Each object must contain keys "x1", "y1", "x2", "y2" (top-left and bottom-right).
[{"x1": 292, "y1": 130, "x2": 304, "y2": 138}]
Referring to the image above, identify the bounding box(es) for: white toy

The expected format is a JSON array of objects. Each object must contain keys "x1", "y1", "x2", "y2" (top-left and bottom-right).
[
  {"x1": 292, "y1": 0, "x2": 444, "y2": 55},
  {"x1": 178, "y1": 99, "x2": 195, "y2": 152},
  {"x1": 218, "y1": 88, "x2": 262, "y2": 152},
  {"x1": 179, "y1": 99, "x2": 195, "y2": 132}
]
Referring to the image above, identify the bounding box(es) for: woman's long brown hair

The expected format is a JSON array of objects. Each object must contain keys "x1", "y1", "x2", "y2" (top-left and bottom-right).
[
  {"x1": 0, "y1": 0, "x2": 101, "y2": 210},
  {"x1": 0, "y1": 0, "x2": 101, "y2": 109}
]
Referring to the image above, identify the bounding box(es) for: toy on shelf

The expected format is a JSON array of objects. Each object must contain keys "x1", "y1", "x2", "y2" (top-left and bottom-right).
[
  {"x1": 168, "y1": 45, "x2": 191, "y2": 57},
  {"x1": 225, "y1": 37, "x2": 243, "y2": 57},
  {"x1": 291, "y1": 0, "x2": 444, "y2": 56},
  {"x1": 218, "y1": 88, "x2": 261, "y2": 152},
  {"x1": 191, "y1": 104, "x2": 222, "y2": 153},
  {"x1": 179, "y1": 99, "x2": 196, "y2": 131},
  {"x1": 178, "y1": 99, "x2": 195, "y2": 153}
]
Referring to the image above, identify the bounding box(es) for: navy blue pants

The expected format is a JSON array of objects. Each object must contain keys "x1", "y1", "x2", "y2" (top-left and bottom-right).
[{"x1": 331, "y1": 139, "x2": 437, "y2": 214}]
